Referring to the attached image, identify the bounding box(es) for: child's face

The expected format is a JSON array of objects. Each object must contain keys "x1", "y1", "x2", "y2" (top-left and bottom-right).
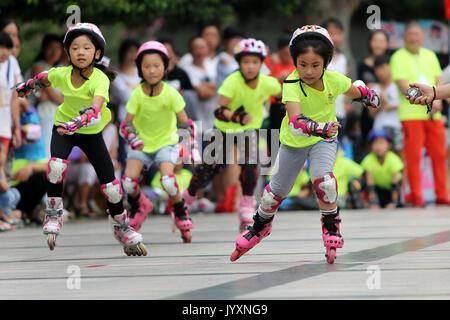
[
  {"x1": 0, "y1": 46, "x2": 11, "y2": 63},
  {"x1": 326, "y1": 24, "x2": 343, "y2": 49},
  {"x1": 141, "y1": 53, "x2": 165, "y2": 85},
  {"x1": 69, "y1": 35, "x2": 100, "y2": 69},
  {"x1": 371, "y1": 137, "x2": 390, "y2": 157},
  {"x1": 296, "y1": 49, "x2": 325, "y2": 86},
  {"x1": 374, "y1": 63, "x2": 390, "y2": 83},
  {"x1": 239, "y1": 54, "x2": 263, "y2": 80}
]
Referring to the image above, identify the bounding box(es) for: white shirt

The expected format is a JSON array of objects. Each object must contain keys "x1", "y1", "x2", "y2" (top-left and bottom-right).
[
  {"x1": 183, "y1": 61, "x2": 219, "y2": 131},
  {"x1": 0, "y1": 56, "x2": 22, "y2": 139},
  {"x1": 110, "y1": 69, "x2": 141, "y2": 122},
  {"x1": 179, "y1": 53, "x2": 219, "y2": 83},
  {"x1": 327, "y1": 53, "x2": 348, "y2": 119},
  {"x1": 372, "y1": 83, "x2": 401, "y2": 129}
]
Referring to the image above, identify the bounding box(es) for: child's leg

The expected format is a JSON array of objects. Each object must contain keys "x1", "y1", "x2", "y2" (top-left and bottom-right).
[
  {"x1": 230, "y1": 144, "x2": 310, "y2": 261},
  {"x1": 309, "y1": 140, "x2": 343, "y2": 263},
  {"x1": 158, "y1": 144, "x2": 194, "y2": 242},
  {"x1": 237, "y1": 130, "x2": 259, "y2": 231},
  {"x1": 44, "y1": 127, "x2": 74, "y2": 249},
  {"x1": 77, "y1": 133, "x2": 146, "y2": 255},
  {"x1": 76, "y1": 133, "x2": 124, "y2": 216},
  {"x1": 183, "y1": 132, "x2": 225, "y2": 208}
]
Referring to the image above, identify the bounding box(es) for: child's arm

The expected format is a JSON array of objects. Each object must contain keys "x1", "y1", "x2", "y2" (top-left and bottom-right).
[
  {"x1": 119, "y1": 113, "x2": 144, "y2": 151},
  {"x1": 15, "y1": 71, "x2": 51, "y2": 98},
  {"x1": 344, "y1": 81, "x2": 381, "y2": 109},
  {"x1": 214, "y1": 95, "x2": 252, "y2": 125},
  {"x1": 386, "y1": 172, "x2": 401, "y2": 209},
  {"x1": 57, "y1": 96, "x2": 104, "y2": 135},
  {"x1": 286, "y1": 101, "x2": 341, "y2": 138},
  {"x1": 0, "y1": 166, "x2": 9, "y2": 192}
]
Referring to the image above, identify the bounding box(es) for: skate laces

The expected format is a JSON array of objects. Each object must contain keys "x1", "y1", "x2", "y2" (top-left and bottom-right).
[
  {"x1": 322, "y1": 214, "x2": 341, "y2": 236},
  {"x1": 45, "y1": 209, "x2": 62, "y2": 221},
  {"x1": 173, "y1": 201, "x2": 190, "y2": 220},
  {"x1": 244, "y1": 214, "x2": 272, "y2": 240}
]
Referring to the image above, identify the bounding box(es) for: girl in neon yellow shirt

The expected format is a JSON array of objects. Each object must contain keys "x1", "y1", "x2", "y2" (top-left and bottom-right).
[
  {"x1": 119, "y1": 41, "x2": 195, "y2": 243},
  {"x1": 181, "y1": 38, "x2": 282, "y2": 233},
  {"x1": 16, "y1": 23, "x2": 147, "y2": 256},
  {"x1": 230, "y1": 25, "x2": 381, "y2": 264}
]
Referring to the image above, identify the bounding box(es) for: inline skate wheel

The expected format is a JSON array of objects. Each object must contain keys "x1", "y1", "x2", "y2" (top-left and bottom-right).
[
  {"x1": 47, "y1": 234, "x2": 56, "y2": 251},
  {"x1": 326, "y1": 247, "x2": 336, "y2": 264}
]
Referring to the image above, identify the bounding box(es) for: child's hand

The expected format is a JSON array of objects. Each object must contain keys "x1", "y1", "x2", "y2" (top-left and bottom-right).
[
  {"x1": 240, "y1": 113, "x2": 252, "y2": 125},
  {"x1": 57, "y1": 127, "x2": 68, "y2": 136},
  {"x1": 12, "y1": 165, "x2": 33, "y2": 182},
  {"x1": 327, "y1": 122, "x2": 342, "y2": 137}
]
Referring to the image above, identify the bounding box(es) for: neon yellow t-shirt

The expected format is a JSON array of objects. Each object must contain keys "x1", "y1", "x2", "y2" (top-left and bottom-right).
[
  {"x1": 390, "y1": 48, "x2": 442, "y2": 121},
  {"x1": 280, "y1": 70, "x2": 352, "y2": 148},
  {"x1": 10, "y1": 158, "x2": 48, "y2": 187},
  {"x1": 126, "y1": 82, "x2": 186, "y2": 153},
  {"x1": 215, "y1": 71, "x2": 281, "y2": 133},
  {"x1": 333, "y1": 152, "x2": 364, "y2": 196},
  {"x1": 47, "y1": 66, "x2": 111, "y2": 134},
  {"x1": 361, "y1": 151, "x2": 404, "y2": 190},
  {"x1": 151, "y1": 168, "x2": 193, "y2": 195}
]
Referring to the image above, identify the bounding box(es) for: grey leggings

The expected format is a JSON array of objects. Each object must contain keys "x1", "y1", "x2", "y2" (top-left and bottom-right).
[{"x1": 269, "y1": 140, "x2": 338, "y2": 198}]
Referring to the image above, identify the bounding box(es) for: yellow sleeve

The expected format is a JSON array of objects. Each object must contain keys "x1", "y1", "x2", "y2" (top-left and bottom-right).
[
  {"x1": 47, "y1": 67, "x2": 61, "y2": 89},
  {"x1": 171, "y1": 89, "x2": 186, "y2": 113},
  {"x1": 93, "y1": 71, "x2": 110, "y2": 102},
  {"x1": 217, "y1": 74, "x2": 235, "y2": 99},
  {"x1": 126, "y1": 88, "x2": 140, "y2": 115}
]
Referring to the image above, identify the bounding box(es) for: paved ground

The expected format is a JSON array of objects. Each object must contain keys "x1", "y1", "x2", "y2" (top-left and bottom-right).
[{"x1": 0, "y1": 206, "x2": 449, "y2": 300}]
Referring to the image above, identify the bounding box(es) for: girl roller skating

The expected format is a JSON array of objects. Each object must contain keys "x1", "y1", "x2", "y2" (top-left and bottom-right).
[
  {"x1": 230, "y1": 25, "x2": 380, "y2": 264},
  {"x1": 15, "y1": 23, "x2": 147, "y2": 256},
  {"x1": 120, "y1": 41, "x2": 195, "y2": 242},
  {"x1": 181, "y1": 38, "x2": 281, "y2": 232}
]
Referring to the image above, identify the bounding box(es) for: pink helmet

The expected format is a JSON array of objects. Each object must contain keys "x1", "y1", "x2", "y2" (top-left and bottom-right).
[
  {"x1": 63, "y1": 23, "x2": 106, "y2": 61},
  {"x1": 289, "y1": 25, "x2": 334, "y2": 66},
  {"x1": 289, "y1": 25, "x2": 334, "y2": 49},
  {"x1": 135, "y1": 41, "x2": 170, "y2": 74},
  {"x1": 234, "y1": 38, "x2": 267, "y2": 61}
]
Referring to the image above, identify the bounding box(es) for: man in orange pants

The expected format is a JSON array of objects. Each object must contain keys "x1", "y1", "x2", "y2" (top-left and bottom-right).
[{"x1": 390, "y1": 21, "x2": 450, "y2": 207}]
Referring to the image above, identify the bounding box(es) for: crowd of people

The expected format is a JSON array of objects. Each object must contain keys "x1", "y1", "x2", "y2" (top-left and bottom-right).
[{"x1": 0, "y1": 16, "x2": 449, "y2": 239}]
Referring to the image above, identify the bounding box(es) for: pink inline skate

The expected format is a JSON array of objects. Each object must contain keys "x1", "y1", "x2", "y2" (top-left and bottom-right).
[
  {"x1": 230, "y1": 213, "x2": 273, "y2": 261},
  {"x1": 238, "y1": 195, "x2": 256, "y2": 232},
  {"x1": 110, "y1": 210, "x2": 147, "y2": 256},
  {"x1": 321, "y1": 212, "x2": 344, "y2": 264},
  {"x1": 182, "y1": 188, "x2": 197, "y2": 211},
  {"x1": 128, "y1": 192, "x2": 153, "y2": 231},
  {"x1": 172, "y1": 199, "x2": 194, "y2": 243},
  {"x1": 43, "y1": 197, "x2": 64, "y2": 251}
]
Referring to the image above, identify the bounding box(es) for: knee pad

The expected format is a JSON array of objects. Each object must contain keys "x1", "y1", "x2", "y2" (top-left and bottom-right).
[
  {"x1": 313, "y1": 173, "x2": 338, "y2": 204},
  {"x1": 240, "y1": 164, "x2": 258, "y2": 184},
  {"x1": 121, "y1": 175, "x2": 139, "y2": 194},
  {"x1": 47, "y1": 157, "x2": 69, "y2": 184},
  {"x1": 260, "y1": 185, "x2": 284, "y2": 213},
  {"x1": 160, "y1": 174, "x2": 179, "y2": 197},
  {"x1": 191, "y1": 164, "x2": 218, "y2": 189},
  {"x1": 101, "y1": 179, "x2": 123, "y2": 204}
]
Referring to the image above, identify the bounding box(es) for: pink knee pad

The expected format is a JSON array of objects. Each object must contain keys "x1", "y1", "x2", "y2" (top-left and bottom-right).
[
  {"x1": 313, "y1": 173, "x2": 338, "y2": 204},
  {"x1": 47, "y1": 157, "x2": 69, "y2": 184},
  {"x1": 260, "y1": 185, "x2": 284, "y2": 213},
  {"x1": 121, "y1": 175, "x2": 139, "y2": 195},
  {"x1": 101, "y1": 179, "x2": 123, "y2": 204}
]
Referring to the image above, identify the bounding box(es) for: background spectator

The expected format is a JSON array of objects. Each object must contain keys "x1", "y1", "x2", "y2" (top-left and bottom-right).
[
  {"x1": 390, "y1": 21, "x2": 449, "y2": 207},
  {"x1": 26, "y1": 34, "x2": 64, "y2": 158}
]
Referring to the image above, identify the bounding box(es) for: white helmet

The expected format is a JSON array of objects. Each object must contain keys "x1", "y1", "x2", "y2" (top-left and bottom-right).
[
  {"x1": 289, "y1": 25, "x2": 334, "y2": 48},
  {"x1": 234, "y1": 38, "x2": 267, "y2": 61}
]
